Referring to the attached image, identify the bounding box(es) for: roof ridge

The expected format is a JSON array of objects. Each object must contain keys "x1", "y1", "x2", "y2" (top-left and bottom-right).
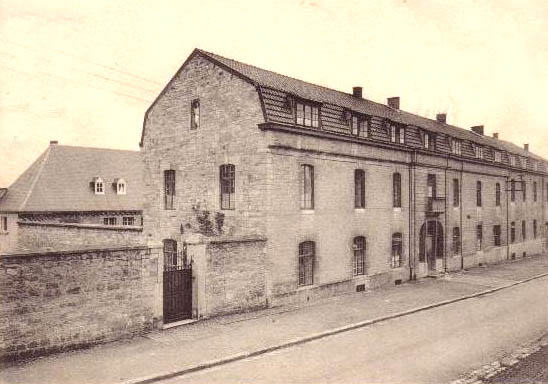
[
  {"x1": 18, "y1": 146, "x2": 52, "y2": 211},
  {"x1": 51, "y1": 144, "x2": 140, "y2": 153}
]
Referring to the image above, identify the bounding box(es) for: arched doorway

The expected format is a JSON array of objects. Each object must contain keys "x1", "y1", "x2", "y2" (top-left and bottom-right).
[{"x1": 419, "y1": 220, "x2": 444, "y2": 273}]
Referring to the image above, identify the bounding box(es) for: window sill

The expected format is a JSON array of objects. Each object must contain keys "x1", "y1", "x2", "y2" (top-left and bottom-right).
[
  {"x1": 296, "y1": 284, "x2": 316, "y2": 291},
  {"x1": 393, "y1": 207, "x2": 402, "y2": 213},
  {"x1": 0, "y1": 231, "x2": 8, "y2": 235},
  {"x1": 354, "y1": 208, "x2": 366, "y2": 213},
  {"x1": 301, "y1": 209, "x2": 315, "y2": 215}
]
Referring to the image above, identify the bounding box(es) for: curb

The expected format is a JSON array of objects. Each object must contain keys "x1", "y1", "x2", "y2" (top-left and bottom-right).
[{"x1": 123, "y1": 271, "x2": 548, "y2": 384}]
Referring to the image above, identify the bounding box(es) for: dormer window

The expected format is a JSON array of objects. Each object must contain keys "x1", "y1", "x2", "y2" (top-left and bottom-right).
[
  {"x1": 521, "y1": 157, "x2": 527, "y2": 169},
  {"x1": 494, "y1": 151, "x2": 502, "y2": 163},
  {"x1": 350, "y1": 114, "x2": 369, "y2": 138},
  {"x1": 424, "y1": 131, "x2": 435, "y2": 150},
  {"x1": 473, "y1": 145, "x2": 483, "y2": 159},
  {"x1": 114, "y1": 178, "x2": 126, "y2": 195},
  {"x1": 451, "y1": 138, "x2": 462, "y2": 155},
  {"x1": 510, "y1": 155, "x2": 516, "y2": 167},
  {"x1": 93, "y1": 177, "x2": 104, "y2": 195},
  {"x1": 296, "y1": 101, "x2": 319, "y2": 128},
  {"x1": 390, "y1": 124, "x2": 405, "y2": 144}
]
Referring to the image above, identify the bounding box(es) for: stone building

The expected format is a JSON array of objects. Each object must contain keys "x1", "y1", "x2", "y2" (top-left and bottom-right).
[
  {"x1": 140, "y1": 48, "x2": 548, "y2": 324},
  {"x1": 0, "y1": 142, "x2": 144, "y2": 253}
]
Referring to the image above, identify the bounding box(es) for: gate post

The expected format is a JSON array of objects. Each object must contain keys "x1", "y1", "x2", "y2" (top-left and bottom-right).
[{"x1": 184, "y1": 234, "x2": 207, "y2": 319}]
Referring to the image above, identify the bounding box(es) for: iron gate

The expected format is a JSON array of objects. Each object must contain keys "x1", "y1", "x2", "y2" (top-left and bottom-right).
[{"x1": 163, "y1": 240, "x2": 192, "y2": 323}]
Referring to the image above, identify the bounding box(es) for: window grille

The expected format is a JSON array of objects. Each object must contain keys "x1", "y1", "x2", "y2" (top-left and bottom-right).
[
  {"x1": 164, "y1": 170, "x2": 176, "y2": 210},
  {"x1": 298, "y1": 241, "x2": 315, "y2": 286},
  {"x1": 391, "y1": 233, "x2": 403, "y2": 268},
  {"x1": 353, "y1": 237, "x2": 366, "y2": 276},
  {"x1": 220, "y1": 164, "x2": 235, "y2": 210}
]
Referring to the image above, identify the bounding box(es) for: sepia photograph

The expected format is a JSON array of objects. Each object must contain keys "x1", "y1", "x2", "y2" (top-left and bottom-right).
[{"x1": 1, "y1": 1, "x2": 547, "y2": 383}]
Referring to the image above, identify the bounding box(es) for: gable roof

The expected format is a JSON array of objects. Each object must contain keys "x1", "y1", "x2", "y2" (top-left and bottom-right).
[
  {"x1": 191, "y1": 48, "x2": 543, "y2": 162},
  {"x1": 0, "y1": 144, "x2": 144, "y2": 213}
]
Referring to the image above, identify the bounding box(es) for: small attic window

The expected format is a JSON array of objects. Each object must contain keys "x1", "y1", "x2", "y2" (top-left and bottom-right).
[
  {"x1": 93, "y1": 177, "x2": 104, "y2": 195},
  {"x1": 114, "y1": 178, "x2": 126, "y2": 195}
]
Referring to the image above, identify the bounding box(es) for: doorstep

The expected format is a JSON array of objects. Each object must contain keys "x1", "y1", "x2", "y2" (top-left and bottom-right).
[{"x1": 162, "y1": 318, "x2": 199, "y2": 330}]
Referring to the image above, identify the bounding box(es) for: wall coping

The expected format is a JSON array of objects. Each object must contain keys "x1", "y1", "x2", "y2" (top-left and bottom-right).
[
  {"x1": 0, "y1": 245, "x2": 149, "y2": 259},
  {"x1": 17, "y1": 220, "x2": 143, "y2": 232},
  {"x1": 182, "y1": 234, "x2": 267, "y2": 245}
]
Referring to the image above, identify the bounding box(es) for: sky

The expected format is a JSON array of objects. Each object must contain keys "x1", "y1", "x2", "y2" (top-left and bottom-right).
[{"x1": 1, "y1": 0, "x2": 547, "y2": 187}]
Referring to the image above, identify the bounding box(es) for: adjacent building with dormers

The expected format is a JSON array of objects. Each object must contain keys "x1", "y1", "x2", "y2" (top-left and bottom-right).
[
  {"x1": 141, "y1": 48, "x2": 548, "y2": 323},
  {"x1": 0, "y1": 142, "x2": 144, "y2": 253}
]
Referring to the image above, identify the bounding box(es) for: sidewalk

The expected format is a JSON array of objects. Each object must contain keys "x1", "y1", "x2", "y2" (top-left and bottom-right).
[{"x1": 2, "y1": 254, "x2": 548, "y2": 384}]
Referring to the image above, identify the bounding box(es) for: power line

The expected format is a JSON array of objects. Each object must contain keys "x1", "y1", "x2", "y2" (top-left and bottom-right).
[
  {"x1": 0, "y1": 63, "x2": 152, "y2": 103},
  {"x1": 3, "y1": 39, "x2": 164, "y2": 86}
]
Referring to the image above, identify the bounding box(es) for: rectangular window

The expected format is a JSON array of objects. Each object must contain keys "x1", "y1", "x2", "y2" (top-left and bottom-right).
[
  {"x1": 220, "y1": 164, "x2": 235, "y2": 210},
  {"x1": 1, "y1": 216, "x2": 7, "y2": 232},
  {"x1": 495, "y1": 183, "x2": 501, "y2": 207},
  {"x1": 391, "y1": 233, "x2": 403, "y2": 268},
  {"x1": 424, "y1": 132, "x2": 430, "y2": 150},
  {"x1": 298, "y1": 241, "x2": 315, "y2": 286},
  {"x1": 390, "y1": 125, "x2": 405, "y2": 144},
  {"x1": 522, "y1": 181, "x2": 527, "y2": 202},
  {"x1": 510, "y1": 155, "x2": 516, "y2": 167},
  {"x1": 476, "y1": 181, "x2": 482, "y2": 207},
  {"x1": 190, "y1": 99, "x2": 200, "y2": 130},
  {"x1": 493, "y1": 225, "x2": 501, "y2": 247},
  {"x1": 351, "y1": 116, "x2": 359, "y2": 136},
  {"x1": 104, "y1": 217, "x2": 117, "y2": 226},
  {"x1": 533, "y1": 181, "x2": 537, "y2": 202},
  {"x1": 393, "y1": 173, "x2": 402, "y2": 208},
  {"x1": 511, "y1": 222, "x2": 516, "y2": 243},
  {"x1": 474, "y1": 145, "x2": 483, "y2": 159},
  {"x1": 359, "y1": 119, "x2": 369, "y2": 138},
  {"x1": 353, "y1": 237, "x2": 366, "y2": 276},
  {"x1": 533, "y1": 220, "x2": 537, "y2": 239},
  {"x1": 164, "y1": 170, "x2": 176, "y2": 210},
  {"x1": 451, "y1": 139, "x2": 462, "y2": 155},
  {"x1": 122, "y1": 217, "x2": 135, "y2": 226},
  {"x1": 296, "y1": 102, "x2": 319, "y2": 128},
  {"x1": 494, "y1": 151, "x2": 502, "y2": 162},
  {"x1": 522, "y1": 220, "x2": 526, "y2": 241},
  {"x1": 427, "y1": 174, "x2": 436, "y2": 211},
  {"x1": 452, "y1": 227, "x2": 461, "y2": 254},
  {"x1": 511, "y1": 179, "x2": 516, "y2": 202},
  {"x1": 355, "y1": 169, "x2": 365, "y2": 208},
  {"x1": 301, "y1": 164, "x2": 314, "y2": 210},
  {"x1": 476, "y1": 225, "x2": 483, "y2": 250},
  {"x1": 453, "y1": 179, "x2": 460, "y2": 207}
]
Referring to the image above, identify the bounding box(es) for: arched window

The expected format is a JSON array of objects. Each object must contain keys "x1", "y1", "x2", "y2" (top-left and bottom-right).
[
  {"x1": 393, "y1": 172, "x2": 401, "y2": 208},
  {"x1": 354, "y1": 170, "x2": 365, "y2": 208},
  {"x1": 298, "y1": 241, "x2": 315, "y2": 286},
  {"x1": 352, "y1": 236, "x2": 366, "y2": 276},
  {"x1": 301, "y1": 165, "x2": 314, "y2": 210},
  {"x1": 116, "y1": 178, "x2": 126, "y2": 195},
  {"x1": 220, "y1": 164, "x2": 235, "y2": 210},
  {"x1": 391, "y1": 233, "x2": 403, "y2": 268},
  {"x1": 495, "y1": 183, "x2": 501, "y2": 206},
  {"x1": 476, "y1": 181, "x2": 482, "y2": 207}
]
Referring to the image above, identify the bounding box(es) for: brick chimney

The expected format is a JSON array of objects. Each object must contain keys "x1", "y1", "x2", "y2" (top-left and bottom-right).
[
  {"x1": 436, "y1": 113, "x2": 447, "y2": 124},
  {"x1": 524, "y1": 143, "x2": 529, "y2": 151},
  {"x1": 50, "y1": 140, "x2": 58, "y2": 145},
  {"x1": 493, "y1": 133, "x2": 499, "y2": 139},
  {"x1": 387, "y1": 97, "x2": 400, "y2": 109},
  {"x1": 352, "y1": 87, "x2": 363, "y2": 98},
  {"x1": 471, "y1": 125, "x2": 484, "y2": 135}
]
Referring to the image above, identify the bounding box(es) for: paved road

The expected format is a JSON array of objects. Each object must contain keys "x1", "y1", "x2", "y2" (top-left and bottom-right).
[
  {"x1": 165, "y1": 276, "x2": 548, "y2": 384},
  {"x1": 486, "y1": 344, "x2": 548, "y2": 384}
]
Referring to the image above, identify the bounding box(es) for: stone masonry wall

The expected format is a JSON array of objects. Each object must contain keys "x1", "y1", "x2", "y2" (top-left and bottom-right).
[
  {"x1": 204, "y1": 238, "x2": 267, "y2": 317},
  {"x1": 16, "y1": 221, "x2": 144, "y2": 251},
  {"x1": 0, "y1": 246, "x2": 158, "y2": 361}
]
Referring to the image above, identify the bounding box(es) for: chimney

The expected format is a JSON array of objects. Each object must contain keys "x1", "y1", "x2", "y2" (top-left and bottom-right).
[
  {"x1": 436, "y1": 113, "x2": 447, "y2": 124},
  {"x1": 387, "y1": 97, "x2": 400, "y2": 109},
  {"x1": 50, "y1": 140, "x2": 58, "y2": 145},
  {"x1": 524, "y1": 143, "x2": 529, "y2": 151},
  {"x1": 493, "y1": 133, "x2": 499, "y2": 139},
  {"x1": 352, "y1": 87, "x2": 363, "y2": 98},
  {"x1": 471, "y1": 125, "x2": 484, "y2": 135}
]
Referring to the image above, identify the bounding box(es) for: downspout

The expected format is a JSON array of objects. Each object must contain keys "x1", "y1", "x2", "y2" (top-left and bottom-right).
[
  {"x1": 408, "y1": 152, "x2": 414, "y2": 280},
  {"x1": 444, "y1": 155, "x2": 448, "y2": 273},
  {"x1": 412, "y1": 151, "x2": 417, "y2": 280},
  {"x1": 506, "y1": 171, "x2": 510, "y2": 261},
  {"x1": 460, "y1": 159, "x2": 464, "y2": 270}
]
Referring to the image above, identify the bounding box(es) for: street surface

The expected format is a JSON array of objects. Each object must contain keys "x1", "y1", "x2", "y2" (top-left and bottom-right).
[
  {"x1": 166, "y1": 276, "x2": 548, "y2": 384},
  {"x1": 486, "y1": 344, "x2": 548, "y2": 384}
]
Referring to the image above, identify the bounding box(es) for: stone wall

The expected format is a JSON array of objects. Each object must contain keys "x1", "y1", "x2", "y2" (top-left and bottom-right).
[
  {"x1": 16, "y1": 221, "x2": 144, "y2": 252},
  {"x1": 0, "y1": 246, "x2": 158, "y2": 361}
]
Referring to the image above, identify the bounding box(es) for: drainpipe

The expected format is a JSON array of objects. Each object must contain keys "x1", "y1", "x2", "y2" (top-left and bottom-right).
[
  {"x1": 460, "y1": 160, "x2": 464, "y2": 270},
  {"x1": 444, "y1": 155, "x2": 448, "y2": 273},
  {"x1": 409, "y1": 151, "x2": 417, "y2": 281},
  {"x1": 506, "y1": 172, "x2": 510, "y2": 261}
]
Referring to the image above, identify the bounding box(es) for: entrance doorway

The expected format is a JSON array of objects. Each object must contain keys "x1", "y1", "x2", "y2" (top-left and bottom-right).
[
  {"x1": 162, "y1": 239, "x2": 193, "y2": 323},
  {"x1": 419, "y1": 221, "x2": 444, "y2": 272}
]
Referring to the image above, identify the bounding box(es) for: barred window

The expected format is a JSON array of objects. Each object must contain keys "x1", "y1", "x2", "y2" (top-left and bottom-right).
[
  {"x1": 393, "y1": 172, "x2": 402, "y2": 208},
  {"x1": 190, "y1": 99, "x2": 200, "y2": 130},
  {"x1": 164, "y1": 170, "x2": 176, "y2": 210},
  {"x1": 511, "y1": 222, "x2": 516, "y2": 243},
  {"x1": 298, "y1": 241, "x2": 315, "y2": 286},
  {"x1": 476, "y1": 181, "x2": 482, "y2": 207},
  {"x1": 493, "y1": 225, "x2": 501, "y2": 247},
  {"x1": 353, "y1": 236, "x2": 366, "y2": 276},
  {"x1": 301, "y1": 164, "x2": 314, "y2": 210},
  {"x1": 453, "y1": 179, "x2": 460, "y2": 207},
  {"x1": 354, "y1": 169, "x2": 365, "y2": 208},
  {"x1": 391, "y1": 233, "x2": 403, "y2": 268},
  {"x1": 452, "y1": 227, "x2": 461, "y2": 253},
  {"x1": 220, "y1": 164, "x2": 235, "y2": 210},
  {"x1": 495, "y1": 183, "x2": 501, "y2": 207}
]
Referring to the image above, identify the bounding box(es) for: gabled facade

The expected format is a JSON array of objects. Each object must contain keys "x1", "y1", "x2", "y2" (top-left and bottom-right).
[
  {"x1": 141, "y1": 48, "x2": 548, "y2": 323},
  {"x1": 0, "y1": 143, "x2": 144, "y2": 253}
]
